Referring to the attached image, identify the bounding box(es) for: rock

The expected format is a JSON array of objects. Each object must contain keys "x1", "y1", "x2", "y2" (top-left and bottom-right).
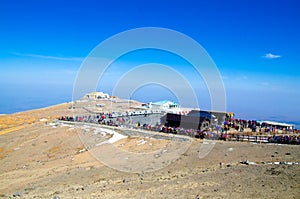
[
  {"x1": 53, "y1": 195, "x2": 60, "y2": 199},
  {"x1": 53, "y1": 191, "x2": 61, "y2": 195},
  {"x1": 285, "y1": 152, "x2": 291, "y2": 155},
  {"x1": 78, "y1": 148, "x2": 87, "y2": 153},
  {"x1": 220, "y1": 162, "x2": 224, "y2": 168},
  {"x1": 12, "y1": 191, "x2": 21, "y2": 197},
  {"x1": 154, "y1": 154, "x2": 160, "y2": 158},
  {"x1": 85, "y1": 167, "x2": 91, "y2": 171},
  {"x1": 241, "y1": 160, "x2": 247, "y2": 165},
  {"x1": 76, "y1": 187, "x2": 84, "y2": 191},
  {"x1": 248, "y1": 161, "x2": 257, "y2": 165}
]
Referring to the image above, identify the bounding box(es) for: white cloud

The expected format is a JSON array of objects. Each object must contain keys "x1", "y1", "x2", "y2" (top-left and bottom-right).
[
  {"x1": 12, "y1": 52, "x2": 84, "y2": 62},
  {"x1": 263, "y1": 53, "x2": 281, "y2": 59},
  {"x1": 234, "y1": 75, "x2": 248, "y2": 81},
  {"x1": 260, "y1": 82, "x2": 270, "y2": 86}
]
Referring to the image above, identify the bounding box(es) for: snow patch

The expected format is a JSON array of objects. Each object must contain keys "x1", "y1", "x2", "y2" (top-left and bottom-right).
[
  {"x1": 137, "y1": 139, "x2": 147, "y2": 146},
  {"x1": 96, "y1": 128, "x2": 127, "y2": 146}
]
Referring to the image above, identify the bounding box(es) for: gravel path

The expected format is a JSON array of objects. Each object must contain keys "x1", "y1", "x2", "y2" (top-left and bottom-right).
[{"x1": 56, "y1": 120, "x2": 192, "y2": 142}]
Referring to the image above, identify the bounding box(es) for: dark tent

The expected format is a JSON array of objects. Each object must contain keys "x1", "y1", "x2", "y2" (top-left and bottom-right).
[
  {"x1": 188, "y1": 110, "x2": 227, "y2": 126},
  {"x1": 187, "y1": 110, "x2": 212, "y2": 119},
  {"x1": 161, "y1": 111, "x2": 212, "y2": 130}
]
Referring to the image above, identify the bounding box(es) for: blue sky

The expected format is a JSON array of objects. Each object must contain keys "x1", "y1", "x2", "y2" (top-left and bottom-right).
[{"x1": 1, "y1": 0, "x2": 300, "y2": 124}]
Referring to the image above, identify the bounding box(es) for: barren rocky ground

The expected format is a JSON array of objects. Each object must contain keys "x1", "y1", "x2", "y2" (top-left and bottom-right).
[{"x1": 0, "y1": 103, "x2": 299, "y2": 198}]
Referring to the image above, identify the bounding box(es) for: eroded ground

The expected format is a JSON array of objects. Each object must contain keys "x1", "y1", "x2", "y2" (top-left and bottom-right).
[{"x1": 0, "y1": 104, "x2": 299, "y2": 198}]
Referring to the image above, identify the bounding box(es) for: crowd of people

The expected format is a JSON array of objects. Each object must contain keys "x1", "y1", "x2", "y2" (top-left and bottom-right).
[
  {"x1": 224, "y1": 118, "x2": 295, "y2": 134},
  {"x1": 58, "y1": 112, "x2": 300, "y2": 145},
  {"x1": 268, "y1": 134, "x2": 300, "y2": 145}
]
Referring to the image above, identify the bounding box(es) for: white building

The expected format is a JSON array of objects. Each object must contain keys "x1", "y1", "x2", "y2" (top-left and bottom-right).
[
  {"x1": 149, "y1": 100, "x2": 179, "y2": 110},
  {"x1": 84, "y1": 92, "x2": 110, "y2": 100},
  {"x1": 262, "y1": 121, "x2": 295, "y2": 131}
]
